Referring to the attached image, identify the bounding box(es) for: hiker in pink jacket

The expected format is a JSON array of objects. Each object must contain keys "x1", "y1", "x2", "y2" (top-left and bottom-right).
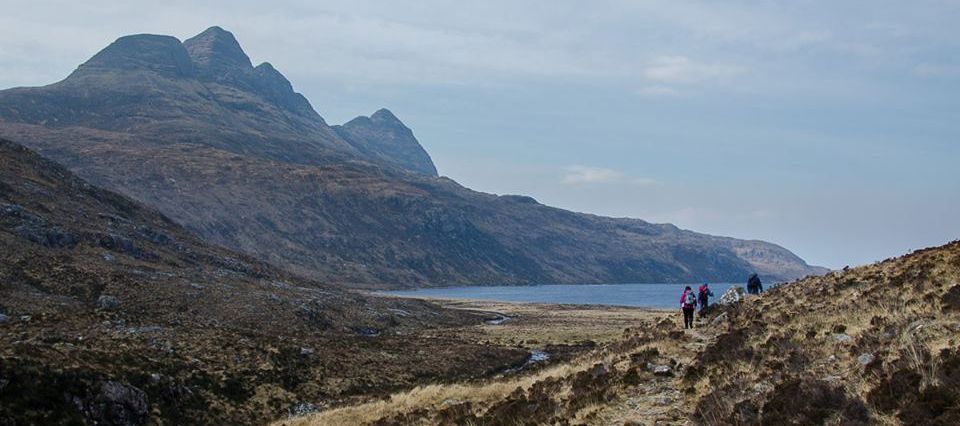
[{"x1": 680, "y1": 286, "x2": 697, "y2": 329}]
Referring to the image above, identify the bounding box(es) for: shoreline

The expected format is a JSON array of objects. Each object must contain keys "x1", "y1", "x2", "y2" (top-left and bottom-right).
[
  {"x1": 276, "y1": 294, "x2": 696, "y2": 426},
  {"x1": 369, "y1": 292, "x2": 676, "y2": 313}
]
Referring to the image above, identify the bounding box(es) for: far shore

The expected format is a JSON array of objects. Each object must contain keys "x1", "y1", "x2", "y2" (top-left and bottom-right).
[{"x1": 371, "y1": 293, "x2": 676, "y2": 312}]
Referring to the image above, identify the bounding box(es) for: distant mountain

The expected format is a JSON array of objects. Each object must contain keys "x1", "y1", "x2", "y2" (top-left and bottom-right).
[
  {"x1": 334, "y1": 108, "x2": 439, "y2": 176},
  {"x1": 0, "y1": 27, "x2": 827, "y2": 287}
]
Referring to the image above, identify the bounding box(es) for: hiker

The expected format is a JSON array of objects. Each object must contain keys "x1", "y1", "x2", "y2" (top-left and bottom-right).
[
  {"x1": 698, "y1": 283, "x2": 714, "y2": 316},
  {"x1": 746, "y1": 273, "x2": 763, "y2": 295},
  {"x1": 680, "y1": 286, "x2": 697, "y2": 329}
]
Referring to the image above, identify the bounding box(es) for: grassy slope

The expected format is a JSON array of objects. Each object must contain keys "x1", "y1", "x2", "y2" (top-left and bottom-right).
[
  {"x1": 282, "y1": 240, "x2": 960, "y2": 425},
  {"x1": 686, "y1": 240, "x2": 960, "y2": 425}
]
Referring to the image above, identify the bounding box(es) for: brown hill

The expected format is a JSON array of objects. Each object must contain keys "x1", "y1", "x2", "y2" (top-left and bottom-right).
[
  {"x1": 0, "y1": 138, "x2": 527, "y2": 425},
  {"x1": 684, "y1": 240, "x2": 960, "y2": 424},
  {"x1": 0, "y1": 26, "x2": 827, "y2": 287},
  {"x1": 281, "y1": 240, "x2": 960, "y2": 425}
]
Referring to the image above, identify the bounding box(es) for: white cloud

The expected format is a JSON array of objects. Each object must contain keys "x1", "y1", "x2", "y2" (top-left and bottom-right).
[
  {"x1": 562, "y1": 165, "x2": 656, "y2": 186},
  {"x1": 637, "y1": 85, "x2": 682, "y2": 97},
  {"x1": 642, "y1": 56, "x2": 747, "y2": 85},
  {"x1": 764, "y1": 30, "x2": 833, "y2": 51}
]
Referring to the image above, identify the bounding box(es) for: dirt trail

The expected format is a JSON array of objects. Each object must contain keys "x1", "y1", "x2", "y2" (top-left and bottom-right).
[
  {"x1": 593, "y1": 325, "x2": 717, "y2": 425},
  {"x1": 278, "y1": 301, "x2": 688, "y2": 425},
  {"x1": 284, "y1": 241, "x2": 960, "y2": 425},
  {"x1": 279, "y1": 300, "x2": 726, "y2": 425}
]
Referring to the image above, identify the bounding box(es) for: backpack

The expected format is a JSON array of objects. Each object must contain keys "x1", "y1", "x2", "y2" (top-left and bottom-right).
[{"x1": 684, "y1": 291, "x2": 697, "y2": 306}]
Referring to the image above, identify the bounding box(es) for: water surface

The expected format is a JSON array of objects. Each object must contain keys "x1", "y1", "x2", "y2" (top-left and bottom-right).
[{"x1": 383, "y1": 282, "x2": 739, "y2": 309}]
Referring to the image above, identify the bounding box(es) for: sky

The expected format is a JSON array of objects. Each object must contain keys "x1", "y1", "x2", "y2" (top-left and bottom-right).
[{"x1": 0, "y1": 0, "x2": 958, "y2": 268}]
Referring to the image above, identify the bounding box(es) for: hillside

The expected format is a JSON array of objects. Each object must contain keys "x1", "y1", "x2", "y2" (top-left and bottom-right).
[
  {"x1": 283, "y1": 240, "x2": 960, "y2": 425},
  {"x1": 683, "y1": 240, "x2": 960, "y2": 424},
  {"x1": 0, "y1": 26, "x2": 826, "y2": 287},
  {"x1": 0, "y1": 139, "x2": 530, "y2": 425}
]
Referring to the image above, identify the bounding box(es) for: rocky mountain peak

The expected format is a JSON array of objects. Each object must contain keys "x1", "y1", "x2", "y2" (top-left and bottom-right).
[
  {"x1": 251, "y1": 61, "x2": 318, "y2": 117},
  {"x1": 370, "y1": 108, "x2": 402, "y2": 125},
  {"x1": 183, "y1": 26, "x2": 252, "y2": 79},
  {"x1": 335, "y1": 109, "x2": 439, "y2": 176},
  {"x1": 71, "y1": 34, "x2": 194, "y2": 78},
  {"x1": 0, "y1": 26, "x2": 826, "y2": 290},
  {"x1": 254, "y1": 62, "x2": 293, "y2": 91}
]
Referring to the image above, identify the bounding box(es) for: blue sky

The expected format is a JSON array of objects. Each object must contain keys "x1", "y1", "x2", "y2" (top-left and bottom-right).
[{"x1": 1, "y1": 0, "x2": 958, "y2": 268}]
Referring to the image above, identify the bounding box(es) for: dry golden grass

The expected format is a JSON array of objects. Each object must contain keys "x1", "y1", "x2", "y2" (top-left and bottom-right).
[
  {"x1": 282, "y1": 242, "x2": 960, "y2": 425},
  {"x1": 274, "y1": 300, "x2": 680, "y2": 426},
  {"x1": 414, "y1": 298, "x2": 667, "y2": 346},
  {"x1": 276, "y1": 354, "x2": 614, "y2": 426},
  {"x1": 684, "y1": 242, "x2": 960, "y2": 425}
]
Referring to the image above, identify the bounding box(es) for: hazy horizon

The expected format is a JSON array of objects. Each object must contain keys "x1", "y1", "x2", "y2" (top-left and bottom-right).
[{"x1": 1, "y1": 1, "x2": 957, "y2": 269}]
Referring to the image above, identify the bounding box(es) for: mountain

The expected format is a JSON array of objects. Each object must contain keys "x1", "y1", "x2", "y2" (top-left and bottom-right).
[
  {"x1": 0, "y1": 27, "x2": 827, "y2": 288},
  {"x1": 0, "y1": 27, "x2": 357, "y2": 166},
  {"x1": 333, "y1": 108, "x2": 439, "y2": 176},
  {"x1": 0, "y1": 138, "x2": 527, "y2": 424}
]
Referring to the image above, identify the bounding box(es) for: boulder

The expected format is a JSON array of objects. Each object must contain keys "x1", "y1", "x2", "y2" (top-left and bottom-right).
[
  {"x1": 79, "y1": 381, "x2": 148, "y2": 426},
  {"x1": 97, "y1": 295, "x2": 121, "y2": 311},
  {"x1": 14, "y1": 223, "x2": 78, "y2": 248},
  {"x1": 352, "y1": 327, "x2": 380, "y2": 337},
  {"x1": 753, "y1": 381, "x2": 773, "y2": 395},
  {"x1": 289, "y1": 402, "x2": 319, "y2": 417},
  {"x1": 649, "y1": 364, "x2": 674, "y2": 377},
  {"x1": 832, "y1": 334, "x2": 853, "y2": 343},
  {"x1": 720, "y1": 286, "x2": 746, "y2": 305},
  {"x1": 0, "y1": 313, "x2": 8, "y2": 324},
  {"x1": 99, "y1": 234, "x2": 138, "y2": 255}
]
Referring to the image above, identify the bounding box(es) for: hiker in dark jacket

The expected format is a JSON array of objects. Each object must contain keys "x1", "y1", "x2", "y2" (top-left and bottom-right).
[
  {"x1": 698, "y1": 283, "x2": 714, "y2": 316},
  {"x1": 746, "y1": 273, "x2": 763, "y2": 295},
  {"x1": 681, "y1": 286, "x2": 697, "y2": 329}
]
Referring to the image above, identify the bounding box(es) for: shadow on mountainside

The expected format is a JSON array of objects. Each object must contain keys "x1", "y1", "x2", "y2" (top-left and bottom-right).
[{"x1": 0, "y1": 139, "x2": 532, "y2": 425}]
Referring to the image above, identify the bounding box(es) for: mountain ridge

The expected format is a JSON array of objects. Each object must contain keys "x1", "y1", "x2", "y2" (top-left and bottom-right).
[
  {"x1": 0, "y1": 26, "x2": 827, "y2": 287},
  {"x1": 333, "y1": 108, "x2": 440, "y2": 176}
]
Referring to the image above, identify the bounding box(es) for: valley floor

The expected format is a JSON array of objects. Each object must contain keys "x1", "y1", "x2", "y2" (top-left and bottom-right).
[
  {"x1": 280, "y1": 238, "x2": 960, "y2": 426},
  {"x1": 276, "y1": 300, "x2": 711, "y2": 425}
]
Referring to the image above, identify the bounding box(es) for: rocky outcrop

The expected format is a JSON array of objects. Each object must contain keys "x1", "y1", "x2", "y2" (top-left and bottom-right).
[
  {"x1": 334, "y1": 108, "x2": 439, "y2": 176},
  {"x1": 183, "y1": 26, "x2": 319, "y2": 119},
  {"x1": 77, "y1": 381, "x2": 149, "y2": 426},
  {"x1": 72, "y1": 34, "x2": 195, "y2": 78},
  {"x1": 719, "y1": 286, "x2": 745, "y2": 305},
  {"x1": 183, "y1": 26, "x2": 252, "y2": 82}
]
